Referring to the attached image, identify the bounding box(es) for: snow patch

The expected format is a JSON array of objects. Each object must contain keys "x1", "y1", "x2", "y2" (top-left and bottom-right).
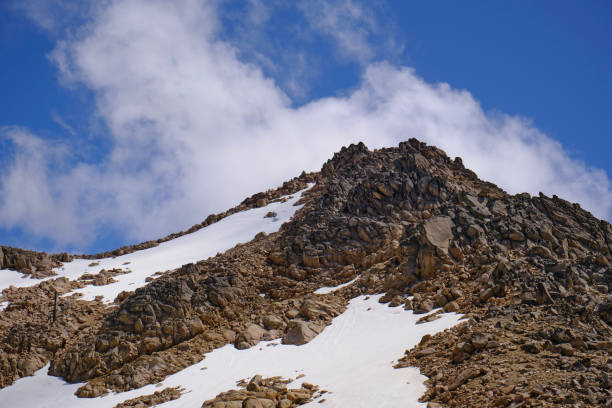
[
  {"x1": 0, "y1": 294, "x2": 461, "y2": 408},
  {"x1": 0, "y1": 269, "x2": 46, "y2": 292},
  {"x1": 313, "y1": 276, "x2": 360, "y2": 295}
]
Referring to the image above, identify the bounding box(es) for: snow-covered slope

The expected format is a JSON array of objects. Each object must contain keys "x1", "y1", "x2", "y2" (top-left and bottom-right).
[
  {"x1": 0, "y1": 295, "x2": 461, "y2": 407},
  {"x1": 0, "y1": 186, "x2": 310, "y2": 303},
  {"x1": 0, "y1": 181, "x2": 463, "y2": 407},
  {"x1": 0, "y1": 268, "x2": 48, "y2": 291}
]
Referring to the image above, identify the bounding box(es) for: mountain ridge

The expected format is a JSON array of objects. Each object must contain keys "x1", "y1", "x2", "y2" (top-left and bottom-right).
[{"x1": 0, "y1": 138, "x2": 610, "y2": 407}]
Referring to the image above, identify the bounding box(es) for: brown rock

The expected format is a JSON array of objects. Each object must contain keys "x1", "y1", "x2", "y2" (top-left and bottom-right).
[
  {"x1": 75, "y1": 382, "x2": 110, "y2": 398},
  {"x1": 16, "y1": 356, "x2": 43, "y2": 377},
  {"x1": 282, "y1": 320, "x2": 321, "y2": 345},
  {"x1": 235, "y1": 324, "x2": 266, "y2": 349},
  {"x1": 243, "y1": 398, "x2": 263, "y2": 408},
  {"x1": 277, "y1": 400, "x2": 292, "y2": 408},
  {"x1": 423, "y1": 216, "x2": 454, "y2": 250},
  {"x1": 448, "y1": 367, "x2": 482, "y2": 391},
  {"x1": 443, "y1": 301, "x2": 459, "y2": 313},
  {"x1": 142, "y1": 337, "x2": 161, "y2": 354},
  {"x1": 463, "y1": 193, "x2": 491, "y2": 217},
  {"x1": 521, "y1": 341, "x2": 541, "y2": 354},
  {"x1": 507, "y1": 230, "x2": 525, "y2": 241},
  {"x1": 415, "y1": 299, "x2": 434, "y2": 314},
  {"x1": 536, "y1": 282, "x2": 554, "y2": 305},
  {"x1": 302, "y1": 253, "x2": 320, "y2": 268},
  {"x1": 529, "y1": 245, "x2": 554, "y2": 259},
  {"x1": 299, "y1": 299, "x2": 338, "y2": 320},
  {"x1": 376, "y1": 183, "x2": 394, "y2": 197},
  {"x1": 471, "y1": 333, "x2": 488, "y2": 350},
  {"x1": 262, "y1": 315, "x2": 284, "y2": 330},
  {"x1": 268, "y1": 252, "x2": 286, "y2": 266}
]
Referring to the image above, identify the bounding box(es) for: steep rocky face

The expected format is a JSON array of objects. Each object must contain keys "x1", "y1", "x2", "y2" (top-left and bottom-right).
[
  {"x1": 0, "y1": 277, "x2": 110, "y2": 388},
  {"x1": 1, "y1": 139, "x2": 610, "y2": 406}
]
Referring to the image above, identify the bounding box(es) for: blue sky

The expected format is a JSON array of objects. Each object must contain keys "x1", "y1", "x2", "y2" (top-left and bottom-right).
[{"x1": 0, "y1": 0, "x2": 611, "y2": 254}]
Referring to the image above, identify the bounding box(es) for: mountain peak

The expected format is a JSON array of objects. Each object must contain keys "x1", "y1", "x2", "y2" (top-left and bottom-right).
[{"x1": 0, "y1": 139, "x2": 610, "y2": 407}]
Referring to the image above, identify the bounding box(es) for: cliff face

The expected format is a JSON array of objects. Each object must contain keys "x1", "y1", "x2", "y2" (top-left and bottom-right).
[{"x1": 1, "y1": 139, "x2": 611, "y2": 406}]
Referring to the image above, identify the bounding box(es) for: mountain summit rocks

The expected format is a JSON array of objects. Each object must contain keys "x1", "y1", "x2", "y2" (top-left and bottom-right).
[{"x1": 1, "y1": 138, "x2": 611, "y2": 406}]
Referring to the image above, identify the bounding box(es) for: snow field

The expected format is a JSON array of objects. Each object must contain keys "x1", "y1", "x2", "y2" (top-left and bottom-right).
[
  {"x1": 0, "y1": 268, "x2": 47, "y2": 291},
  {"x1": 0, "y1": 295, "x2": 461, "y2": 408}
]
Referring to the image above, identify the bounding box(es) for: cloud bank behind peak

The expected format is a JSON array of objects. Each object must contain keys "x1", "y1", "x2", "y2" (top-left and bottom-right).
[{"x1": 1, "y1": 0, "x2": 610, "y2": 252}]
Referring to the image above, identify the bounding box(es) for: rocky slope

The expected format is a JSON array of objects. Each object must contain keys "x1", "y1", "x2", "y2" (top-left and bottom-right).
[{"x1": 0, "y1": 139, "x2": 610, "y2": 407}]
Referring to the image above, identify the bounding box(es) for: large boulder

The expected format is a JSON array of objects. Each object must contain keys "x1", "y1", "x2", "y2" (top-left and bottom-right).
[
  {"x1": 463, "y1": 193, "x2": 491, "y2": 217},
  {"x1": 235, "y1": 324, "x2": 266, "y2": 349},
  {"x1": 422, "y1": 216, "x2": 454, "y2": 251},
  {"x1": 282, "y1": 320, "x2": 322, "y2": 345},
  {"x1": 299, "y1": 299, "x2": 339, "y2": 320},
  {"x1": 262, "y1": 315, "x2": 284, "y2": 330}
]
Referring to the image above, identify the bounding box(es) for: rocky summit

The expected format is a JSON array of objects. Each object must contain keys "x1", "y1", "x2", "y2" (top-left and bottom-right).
[{"x1": 0, "y1": 139, "x2": 610, "y2": 407}]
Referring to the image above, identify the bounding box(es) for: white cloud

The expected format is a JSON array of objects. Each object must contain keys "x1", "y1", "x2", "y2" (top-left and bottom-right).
[
  {"x1": 0, "y1": 127, "x2": 88, "y2": 243},
  {"x1": 299, "y1": 0, "x2": 399, "y2": 63},
  {"x1": 2, "y1": 0, "x2": 610, "y2": 251},
  {"x1": 10, "y1": 0, "x2": 101, "y2": 33}
]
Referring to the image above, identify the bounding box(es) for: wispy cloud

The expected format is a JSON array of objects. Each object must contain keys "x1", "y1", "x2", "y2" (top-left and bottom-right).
[
  {"x1": 299, "y1": 0, "x2": 403, "y2": 64},
  {"x1": 2, "y1": 0, "x2": 610, "y2": 251},
  {"x1": 0, "y1": 127, "x2": 89, "y2": 244},
  {"x1": 51, "y1": 112, "x2": 76, "y2": 136},
  {"x1": 10, "y1": 0, "x2": 101, "y2": 33}
]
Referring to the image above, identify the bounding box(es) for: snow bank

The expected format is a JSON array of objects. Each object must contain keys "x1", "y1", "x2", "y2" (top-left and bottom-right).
[
  {"x1": 0, "y1": 186, "x2": 310, "y2": 301},
  {"x1": 0, "y1": 295, "x2": 461, "y2": 408}
]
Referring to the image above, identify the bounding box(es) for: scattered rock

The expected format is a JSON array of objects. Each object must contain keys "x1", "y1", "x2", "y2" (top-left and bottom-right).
[
  {"x1": 201, "y1": 376, "x2": 317, "y2": 408},
  {"x1": 282, "y1": 320, "x2": 322, "y2": 346}
]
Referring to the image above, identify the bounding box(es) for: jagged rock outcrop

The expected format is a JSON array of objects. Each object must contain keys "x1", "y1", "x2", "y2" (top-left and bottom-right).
[
  {"x1": 201, "y1": 375, "x2": 320, "y2": 408},
  {"x1": 0, "y1": 245, "x2": 72, "y2": 277},
  {"x1": 0, "y1": 277, "x2": 109, "y2": 388},
  {"x1": 112, "y1": 386, "x2": 182, "y2": 408}
]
